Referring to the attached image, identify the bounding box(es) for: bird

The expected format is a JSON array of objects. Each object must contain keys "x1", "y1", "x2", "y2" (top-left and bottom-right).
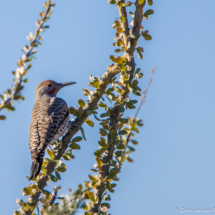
[{"x1": 29, "y1": 80, "x2": 76, "y2": 180}]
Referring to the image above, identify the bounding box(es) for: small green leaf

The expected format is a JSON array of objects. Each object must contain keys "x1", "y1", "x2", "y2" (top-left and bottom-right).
[
  {"x1": 114, "y1": 150, "x2": 123, "y2": 157},
  {"x1": 98, "y1": 102, "x2": 106, "y2": 108},
  {"x1": 101, "y1": 202, "x2": 110, "y2": 209},
  {"x1": 123, "y1": 1, "x2": 133, "y2": 7},
  {"x1": 120, "y1": 16, "x2": 126, "y2": 22},
  {"x1": 143, "y1": 9, "x2": 154, "y2": 17},
  {"x1": 42, "y1": 189, "x2": 51, "y2": 196},
  {"x1": 100, "y1": 128, "x2": 108, "y2": 136},
  {"x1": 110, "y1": 129, "x2": 116, "y2": 139},
  {"x1": 88, "y1": 192, "x2": 96, "y2": 202},
  {"x1": 50, "y1": 174, "x2": 57, "y2": 182},
  {"x1": 110, "y1": 168, "x2": 120, "y2": 175},
  {"x1": 0, "y1": 115, "x2": 6, "y2": 120},
  {"x1": 85, "y1": 118, "x2": 94, "y2": 127},
  {"x1": 138, "y1": 0, "x2": 145, "y2": 4},
  {"x1": 88, "y1": 175, "x2": 97, "y2": 182},
  {"x1": 69, "y1": 142, "x2": 81, "y2": 150},
  {"x1": 115, "y1": 48, "x2": 124, "y2": 53},
  {"x1": 108, "y1": 0, "x2": 116, "y2": 4},
  {"x1": 118, "y1": 130, "x2": 128, "y2": 135},
  {"x1": 103, "y1": 194, "x2": 111, "y2": 201},
  {"x1": 55, "y1": 170, "x2": 61, "y2": 180},
  {"x1": 147, "y1": 0, "x2": 153, "y2": 5},
  {"x1": 141, "y1": 31, "x2": 152, "y2": 40},
  {"x1": 119, "y1": 118, "x2": 128, "y2": 123},
  {"x1": 119, "y1": 104, "x2": 125, "y2": 113},
  {"x1": 72, "y1": 136, "x2": 82, "y2": 142},
  {"x1": 110, "y1": 55, "x2": 116, "y2": 63},
  {"x1": 131, "y1": 140, "x2": 138, "y2": 145},
  {"x1": 80, "y1": 126, "x2": 86, "y2": 141},
  {"x1": 78, "y1": 99, "x2": 85, "y2": 107},
  {"x1": 46, "y1": 149, "x2": 54, "y2": 160},
  {"x1": 56, "y1": 166, "x2": 66, "y2": 173}
]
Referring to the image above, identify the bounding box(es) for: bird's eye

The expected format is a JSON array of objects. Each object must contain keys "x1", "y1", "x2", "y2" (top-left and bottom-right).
[{"x1": 47, "y1": 84, "x2": 52, "y2": 87}]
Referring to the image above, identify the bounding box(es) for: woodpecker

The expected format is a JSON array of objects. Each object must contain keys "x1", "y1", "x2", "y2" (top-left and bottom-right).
[{"x1": 29, "y1": 80, "x2": 76, "y2": 180}]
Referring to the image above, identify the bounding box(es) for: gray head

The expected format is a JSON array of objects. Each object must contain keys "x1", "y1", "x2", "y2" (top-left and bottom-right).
[{"x1": 35, "y1": 80, "x2": 76, "y2": 101}]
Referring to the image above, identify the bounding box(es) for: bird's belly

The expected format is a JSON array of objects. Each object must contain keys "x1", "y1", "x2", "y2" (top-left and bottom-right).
[{"x1": 50, "y1": 117, "x2": 70, "y2": 143}]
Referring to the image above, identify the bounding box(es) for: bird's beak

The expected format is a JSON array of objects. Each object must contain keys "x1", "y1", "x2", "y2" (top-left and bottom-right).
[{"x1": 59, "y1": 82, "x2": 77, "y2": 88}]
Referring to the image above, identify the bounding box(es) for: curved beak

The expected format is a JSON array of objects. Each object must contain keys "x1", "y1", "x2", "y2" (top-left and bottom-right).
[{"x1": 59, "y1": 82, "x2": 76, "y2": 88}]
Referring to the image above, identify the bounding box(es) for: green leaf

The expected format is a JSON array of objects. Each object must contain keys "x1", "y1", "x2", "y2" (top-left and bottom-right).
[
  {"x1": 80, "y1": 126, "x2": 86, "y2": 141},
  {"x1": 56, "y1": 165, "x2": 66, "y2": 173},
  {"x1": 117, "y1": 143, "x2": 125, "y2": 149},
  {"x1": 120, "y1": 16, "x2": 126, "y2": 22},
  {"x1": 91, "y1": 169, "x2": 98, "y2": 172},
  {"x1": 72, "y1": 136, "x2": 82, "y2": 142},
  {"x1": 101, "y1": 202, "x2": 110, "y2": 209},
  {"x1": 98, "y1": 137, "x2": 107, "y2": 147},
  {"x1": 115, "y1": 48, "x2": 124, "y2": 53},
  {"x1": 137, "y1": 48, "x2": 143, "y2": 59},
  {"x1": 42, "y1": 189, "x2": 51, "y2": 196},
  {"x1": 135, "y1": 72, "x2": 143, "y2": 79},
  {"x1": 143, "y1": 9, "x2": 154, "y2": 17},
  {"x1": 110, "y1": 168, "x2": 120, "y2": 175},
  {"x1": 93, "y1": 114, "x2": 101, "y2": 121},
  {"x1": 123, "y1": 1, "x2": 133, "y2": 7},
  {"x1": 69, "y1": 142, "x2": 81, "y2": 150},
  {"x1": 69, "y1": 107, "x2": 79, "y2": 117},
  {"x1": 55, "y1": 170, "x2": 61, "y2": 180},
  {"x1": 141, "y1": 31, "x2": 152, "y2": 40},
  {"x1": 138, "y1": 0, "x2": 145, "y2": 4},
  {"x1": 130, "y1": 32, "x2": 138, "y2": 39},
  {"x1": 85, "y1": 118, "x2": 94, "y2": 127},
  {"x1": 78, "y1": 99, "x2": 85, "y2": 107},
  {"x1": 88, "y1": 192, "x2": 96, "y2": 202},
  {"x1": 0, "y1": 115, "x2": 6, "y2": 120},
  {"x1": 131, "y1": 140, "x2": 138, "y2": 145},
  {"x1": 110, "y1": 129, "x2": 116, "y2": 139},
  {"x1": 119, "y1": 118, "x2": 128, "y2": 123},
  {"x1": 50, "y1": 174, "x2": 57, "y2": 182},
  {"x1": 98, "y1": 102, "x2": 106, "y2": 108},
  {"x1": 106, "y1": 183, "x2": 115, "y2": 193},
  {"x1": 110, "y1": 55, "x2": 116, "y2": 63},
  {"x1": 127, "y1": 103, "x2": 136, "y2": 109},
  {"x1": 114, "y1": 150, "x2": 123, "y2": 157},
  {"x1": 46, "y1": 149, "x2": 54, "y2": 160},
  {"x1": 22, "y1": 188, "x2": 30, "y2": 196},
  {"x1": 108, "y1": 0, "x2": 116, "y2": 4},
  {"x1": 119, "y1": 104, "x2": 125, "y2": 113},
  {"x1": 118, "y1": 130, "x2": 128, "y2": 135},
  {"x1": 88, "y1": 175, "x2": 97, "y2": 182},
  {"x1": 103, "y1": 194, "x2": 111, "y2": 201},
  {"x1": 147, "y1": 0, "x2": 153, "y2": 5},
  {"x1": 100, "y1": 128, "x2": 108, "y2": 136}
]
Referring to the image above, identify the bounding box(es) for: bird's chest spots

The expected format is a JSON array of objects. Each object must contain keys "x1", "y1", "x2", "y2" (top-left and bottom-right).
[{"x1": 50, "y1": 117, "x2": 69, "y2": 143}]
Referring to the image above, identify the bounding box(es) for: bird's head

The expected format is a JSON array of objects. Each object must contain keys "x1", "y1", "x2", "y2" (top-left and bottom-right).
[{"x1": 35, "y1": 80, "x2": 76, "y2": 101}]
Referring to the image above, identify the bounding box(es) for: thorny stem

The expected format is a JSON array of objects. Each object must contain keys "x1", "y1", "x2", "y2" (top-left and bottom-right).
[
  {"x1": 0, "y1": 3, "x2": 53, "y2": 112},
  {"x1": 90, "y1": 1, "x2": 150, "y2": 212}
]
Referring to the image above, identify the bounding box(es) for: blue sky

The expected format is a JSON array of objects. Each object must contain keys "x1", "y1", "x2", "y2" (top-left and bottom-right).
[{"x1": 1, "y1": 0, "x2": 215, "y2": 214}]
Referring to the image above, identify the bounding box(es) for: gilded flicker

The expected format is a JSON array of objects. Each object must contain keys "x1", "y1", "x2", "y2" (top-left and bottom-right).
[{"x1": 29, "y1": 80, "x2": 76, "y2": 180}]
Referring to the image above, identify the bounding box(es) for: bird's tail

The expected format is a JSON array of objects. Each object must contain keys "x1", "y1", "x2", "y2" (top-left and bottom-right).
[{"x1": 29, "y1": 157, "x2": 43, "y2": 180}]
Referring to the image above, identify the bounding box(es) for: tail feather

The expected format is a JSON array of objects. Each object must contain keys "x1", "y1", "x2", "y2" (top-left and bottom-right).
[{"x1": 29, "y1": 157, "x2": 43, "y2": 180}]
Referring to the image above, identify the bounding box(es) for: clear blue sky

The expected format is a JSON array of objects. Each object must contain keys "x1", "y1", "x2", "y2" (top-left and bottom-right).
[{"x1": 1, "y1": 0, "x2": 215, "y2": 214}]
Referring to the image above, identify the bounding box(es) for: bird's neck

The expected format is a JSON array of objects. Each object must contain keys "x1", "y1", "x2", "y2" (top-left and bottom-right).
[{"x1": 35, "y1": 93, "x2": 55, "y2": 102}]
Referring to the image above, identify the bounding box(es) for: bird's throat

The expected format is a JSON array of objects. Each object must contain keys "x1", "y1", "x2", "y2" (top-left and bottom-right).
[{"x1": 47, "y1": 88, "x2": 56, "y2": 95}]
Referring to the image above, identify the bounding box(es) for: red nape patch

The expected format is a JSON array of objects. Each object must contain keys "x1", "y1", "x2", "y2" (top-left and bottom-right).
[{"x1": 47, "y1": 88, "x2": 56, "y2": 95}]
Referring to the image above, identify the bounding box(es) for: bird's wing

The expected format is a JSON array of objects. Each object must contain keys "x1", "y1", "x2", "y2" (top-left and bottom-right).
[{"x1": 29, "y1": 97, "x2": 69, "y2": 161}]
